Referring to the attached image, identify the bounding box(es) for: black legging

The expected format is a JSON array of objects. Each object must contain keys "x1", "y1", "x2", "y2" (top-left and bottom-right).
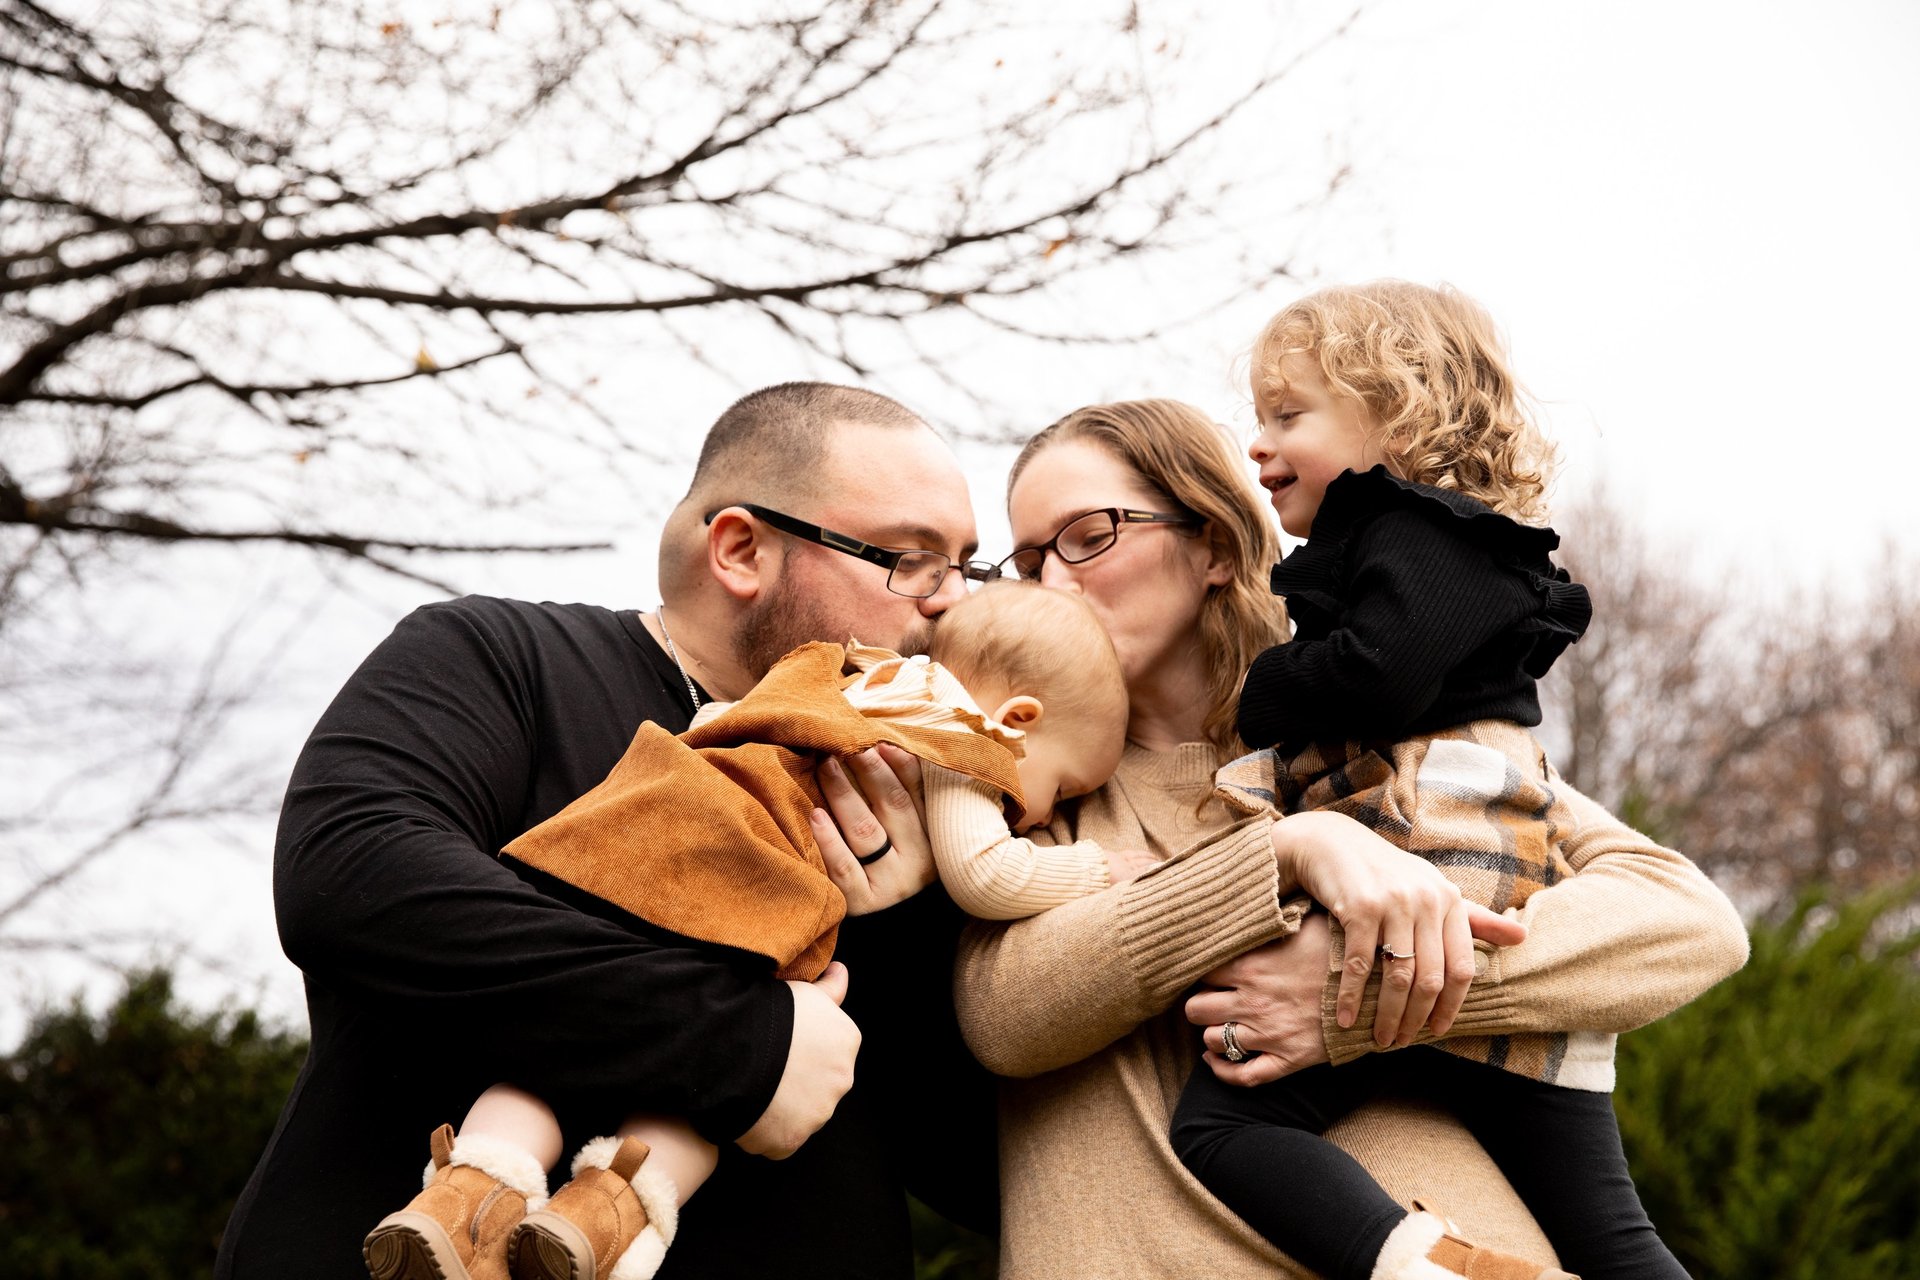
[{"x1": 1170, "y1": 1046, "x2": 1687, "y2": 1280}]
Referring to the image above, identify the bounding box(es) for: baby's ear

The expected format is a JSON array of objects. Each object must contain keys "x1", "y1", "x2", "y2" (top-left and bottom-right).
[{"x1": 991, "y1": 695, "x2": 1044, "y2": 730}]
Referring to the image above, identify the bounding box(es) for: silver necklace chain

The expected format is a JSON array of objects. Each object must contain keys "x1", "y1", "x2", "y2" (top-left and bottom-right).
[{"x1": 656, "y1": 606, "x2": 704, "y2": 709}]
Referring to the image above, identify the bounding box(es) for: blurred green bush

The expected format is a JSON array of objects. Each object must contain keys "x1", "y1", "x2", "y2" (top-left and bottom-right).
[
  {"x1": 7, "y1": 886, "x2": 1915, "y2": 1280},
  {"x1": 1616, "y1": 881, "x2": 1920, "y2": 1278},
  {"x1": 0, "y1": 970, "x2": 307, "y2": 1280}
]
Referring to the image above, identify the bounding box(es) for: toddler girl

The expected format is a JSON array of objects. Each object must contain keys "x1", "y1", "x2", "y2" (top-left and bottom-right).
[{"x1": 1174, "y1": 281, "x2": 1687, "y2": 1280}]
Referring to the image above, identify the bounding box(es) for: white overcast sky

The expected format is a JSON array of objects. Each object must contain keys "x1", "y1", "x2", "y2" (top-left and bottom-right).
[
  {"x1": 942, "y1": 0, "x2": 1920, "y2": 584},
  {"x1": 9, "y1": 0, "x2": 1918, "y2": 1039},
  {"x1": 525, "y1": 0, "x2": 1920, "y2": 602},
  {"x1": 1310, "y1": 0, "x2": 1920, "y2": 587}
]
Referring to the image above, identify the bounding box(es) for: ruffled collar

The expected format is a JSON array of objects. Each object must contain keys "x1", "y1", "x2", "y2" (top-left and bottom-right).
[
  {"x1": 842, "y1": 642, "x2": 1028, "y2": 757},
  {"x1": 1269, "y1": 465, "x2": 1591, "y2": 675}
]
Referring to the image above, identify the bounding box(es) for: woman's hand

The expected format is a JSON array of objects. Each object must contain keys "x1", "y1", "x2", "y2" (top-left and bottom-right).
[
  {"x1": 1272, "y1": 810, "x2": 1526, "y2": 1046},
  {"x1": 813, "y1": 743, "x2": 937, "y2": 914},
  {"x1": 1183, "y1": 912, "x2": 1336, "y2": 1085}
]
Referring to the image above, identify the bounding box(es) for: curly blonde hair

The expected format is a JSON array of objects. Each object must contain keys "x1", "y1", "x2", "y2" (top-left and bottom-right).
[
  {"x1": 1007, "y1": 400, "x2": 1289, "y2": 752},
  {"x1": 1250, "y1": 281, "x2": 1555, "y2": 524}
]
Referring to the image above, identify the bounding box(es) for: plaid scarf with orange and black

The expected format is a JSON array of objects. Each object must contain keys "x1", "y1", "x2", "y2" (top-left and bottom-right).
[{"x1": 1215, "y1": 718, "x2": 1615, "y2": 1091}]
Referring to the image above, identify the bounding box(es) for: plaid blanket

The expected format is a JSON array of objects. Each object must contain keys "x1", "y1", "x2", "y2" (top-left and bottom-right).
[{"x1": 1216, "y1": 719, "x2": 1613, "y2": 1090}]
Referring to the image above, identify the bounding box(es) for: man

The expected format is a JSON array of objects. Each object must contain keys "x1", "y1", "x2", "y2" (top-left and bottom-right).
[{"x1": 216, "y1": 383, "x2": 997, "y2": 1279}]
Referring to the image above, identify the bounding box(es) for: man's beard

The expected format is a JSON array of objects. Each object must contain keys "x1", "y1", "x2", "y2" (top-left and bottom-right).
[{"x1": 734, "y1": 570, "x2": 934, "y2": 680}]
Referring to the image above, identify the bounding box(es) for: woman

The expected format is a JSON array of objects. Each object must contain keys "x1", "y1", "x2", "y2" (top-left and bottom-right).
[{"x1": 819, "y1": 399, "x2": 1745, "y2": 1277}]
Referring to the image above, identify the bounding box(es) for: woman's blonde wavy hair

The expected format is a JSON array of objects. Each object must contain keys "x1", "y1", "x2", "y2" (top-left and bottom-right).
[
  {"x1": 1250, "y1": 281, "x2": 1554, "y2": 524},
  {"x1": 1007, "y1": 399, "x2": 1289, "y2": 752}
]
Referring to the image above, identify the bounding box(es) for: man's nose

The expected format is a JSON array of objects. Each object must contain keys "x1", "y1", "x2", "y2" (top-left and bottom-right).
[{"x1": 920, "y1": 564, "x2": 970, "y2": 614}]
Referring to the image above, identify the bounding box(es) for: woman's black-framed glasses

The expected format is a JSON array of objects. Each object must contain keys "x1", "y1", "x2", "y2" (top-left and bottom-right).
[
  {"x1": 990, "y1": 508, "x2": 1199, "y2": 582},
  {"x1": 706, "y1": 503, "x2": 997, "y2": 600}
]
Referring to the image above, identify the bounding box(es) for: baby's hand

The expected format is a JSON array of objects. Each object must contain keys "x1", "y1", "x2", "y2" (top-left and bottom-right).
[{"x1": 1104, "y1": 846, "x2": 1160, "y2": 886}]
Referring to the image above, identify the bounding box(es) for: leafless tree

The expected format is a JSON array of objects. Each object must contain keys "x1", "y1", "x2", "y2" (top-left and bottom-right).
[
  {"x1": 0, "y1": 0, "x2": 1363, "y2": 986},
  {"x1": 2, "y1": 0, "x2": 1358, "y2": 580},
  {"x1": 1543, "y1": 489, "x2": 1920, "y2": 910}
]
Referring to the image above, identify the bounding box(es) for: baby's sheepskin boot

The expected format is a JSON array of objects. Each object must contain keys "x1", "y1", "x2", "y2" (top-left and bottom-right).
[
  {"x1": 507, "y1": 1135, "x2": 678, "y2": 1280},
  {"x1": 1371, "y1": 1202, "x2": 1580, "y2": 1280},
  {"x1": 364, "y1": 1123, "x2": 550, "y2": 1280}
]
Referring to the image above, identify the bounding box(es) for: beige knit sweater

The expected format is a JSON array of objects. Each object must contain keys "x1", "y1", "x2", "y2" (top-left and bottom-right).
[{"x1": 954, "y1": 741, "x2": 1748, "y2": 1279}]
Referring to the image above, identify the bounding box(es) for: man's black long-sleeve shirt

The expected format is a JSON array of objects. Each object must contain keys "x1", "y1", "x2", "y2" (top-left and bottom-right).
[{"x1": 216, "y1": 597, "x2": 995, "y2": 1280}]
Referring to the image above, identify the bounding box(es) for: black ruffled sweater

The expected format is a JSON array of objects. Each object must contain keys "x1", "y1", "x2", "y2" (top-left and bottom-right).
[{"x1": 1236, "y1": 465, "x2": 1592, "y2": 753}]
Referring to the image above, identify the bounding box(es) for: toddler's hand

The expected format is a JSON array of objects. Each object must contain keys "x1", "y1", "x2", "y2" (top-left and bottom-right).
[{"x1": 1104, "y1": 846, "x2": 1160, "y2": 886}]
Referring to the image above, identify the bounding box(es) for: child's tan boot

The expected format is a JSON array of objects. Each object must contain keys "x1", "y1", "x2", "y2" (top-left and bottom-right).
[
  {"x1": 1370, "y1": 1202, "x2": 1580, "y2": 1280},
  {"x1": 364, "y1": 1123, "x2": 550, "y2": 1280},
  {"x1": 508, "y1": 1135, "x2": 679, "y2": 1280}
]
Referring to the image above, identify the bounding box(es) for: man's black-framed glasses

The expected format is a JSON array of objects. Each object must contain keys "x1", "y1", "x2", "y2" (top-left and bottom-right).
[
  {"x1": 990, "y1": 507, "x2": 1199, "y2": 582},
  {"x1": 706, "y1": 503, "x2": 997, "y2": 600}
]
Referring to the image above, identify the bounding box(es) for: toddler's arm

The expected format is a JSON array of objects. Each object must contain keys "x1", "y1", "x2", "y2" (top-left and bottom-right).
[{"x1": 924, "y1": 764, "x2": 1128, "y2": 919}]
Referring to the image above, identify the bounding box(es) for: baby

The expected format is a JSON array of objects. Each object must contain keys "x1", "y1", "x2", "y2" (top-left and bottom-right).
[{"x1": 363, "y1": 581, "x2": 1132, "y2": 1280}]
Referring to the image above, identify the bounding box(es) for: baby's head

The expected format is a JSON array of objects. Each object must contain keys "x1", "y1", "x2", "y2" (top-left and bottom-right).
[
  {"x1": 1248, "y1": 280, "x2": 1553, "y2": 537},
  {"x1": 930, "y1": 582, "x2": 1129, "y2": 831}
]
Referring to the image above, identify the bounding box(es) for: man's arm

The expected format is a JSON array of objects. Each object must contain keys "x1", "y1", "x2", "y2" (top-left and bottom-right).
[{"x1": 273, "y1": 598, "x2": 791, "y2": 1142}]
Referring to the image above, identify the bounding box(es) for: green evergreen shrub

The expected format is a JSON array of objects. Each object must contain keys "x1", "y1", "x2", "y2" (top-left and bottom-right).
[
  {"x1": 0, "y1": 970, "x2": 307, "y2": 1280},
  {"x1": 911, "y1": 1194, "x2": 996, "y2": 1279},
  {"x1": 10, "y1": 894, "x2": 1915, "y2": 1280},
  {"x1": 1615, "y1": 881, "x2": 1920, "y2": 1279}
]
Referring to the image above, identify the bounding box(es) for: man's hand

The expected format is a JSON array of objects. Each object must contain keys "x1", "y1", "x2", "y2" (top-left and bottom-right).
[
  {"x1": 737, "y1": 961, "x2": 861, "y2": 1159},
  {"x1": 814, "y1": 744, "x2": 937, "y2": 914}
]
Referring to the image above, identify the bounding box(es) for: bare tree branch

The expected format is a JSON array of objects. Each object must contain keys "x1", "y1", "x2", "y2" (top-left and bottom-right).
[{"x1": 1, "y1": 0, "x2": 1372, "y2": 988}]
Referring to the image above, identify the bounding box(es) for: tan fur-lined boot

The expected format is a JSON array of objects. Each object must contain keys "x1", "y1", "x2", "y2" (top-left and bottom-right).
[
  {"x1": 507, "y1": 1135, "x2": 679, "y2": 1280},
  {"x1": 1370, "y1": 1202, "x2": 1580, "y2": 1280},
  {"x1": 364, "y1": 1123, "x2": 550, "y2": 1280}
]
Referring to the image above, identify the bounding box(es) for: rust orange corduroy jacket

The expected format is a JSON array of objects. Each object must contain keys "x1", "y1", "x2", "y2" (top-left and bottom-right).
[{"x1": 503, "y1": 642, "x2": 1024, "y2": 980}]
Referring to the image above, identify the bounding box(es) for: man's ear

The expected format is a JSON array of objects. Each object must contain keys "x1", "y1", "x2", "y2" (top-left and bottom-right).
[
  {"x1": 991, "y1": 694, "x2": 1044, "y2": 730},
  {"x1": 706, "y1": 507, "x2": 774, "y2": 602}
]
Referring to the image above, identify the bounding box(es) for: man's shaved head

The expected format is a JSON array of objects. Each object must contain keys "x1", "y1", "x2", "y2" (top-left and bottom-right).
[
  {"x1": 660, "y1": 383, "x2": 931, "y2": 598},
  {"x1": 687, "y1": 381, "x2": 926, "y2": 512}
]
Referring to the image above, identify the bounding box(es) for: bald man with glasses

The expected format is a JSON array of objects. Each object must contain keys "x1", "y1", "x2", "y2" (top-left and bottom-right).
[{"x1": 220, "y1": 383, "x2": 1001, "y2": 1280}]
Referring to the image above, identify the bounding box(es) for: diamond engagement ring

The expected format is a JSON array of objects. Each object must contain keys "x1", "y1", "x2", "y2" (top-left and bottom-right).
[{"x1": 1220, "y1": 1021, "x2": 1249, "y2": 1063}]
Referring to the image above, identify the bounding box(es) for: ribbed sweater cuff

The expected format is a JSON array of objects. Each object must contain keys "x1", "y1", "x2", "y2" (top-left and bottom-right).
[{"x1": 1118, "y1": 818, "x2": 1300, "y2": 1010}]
